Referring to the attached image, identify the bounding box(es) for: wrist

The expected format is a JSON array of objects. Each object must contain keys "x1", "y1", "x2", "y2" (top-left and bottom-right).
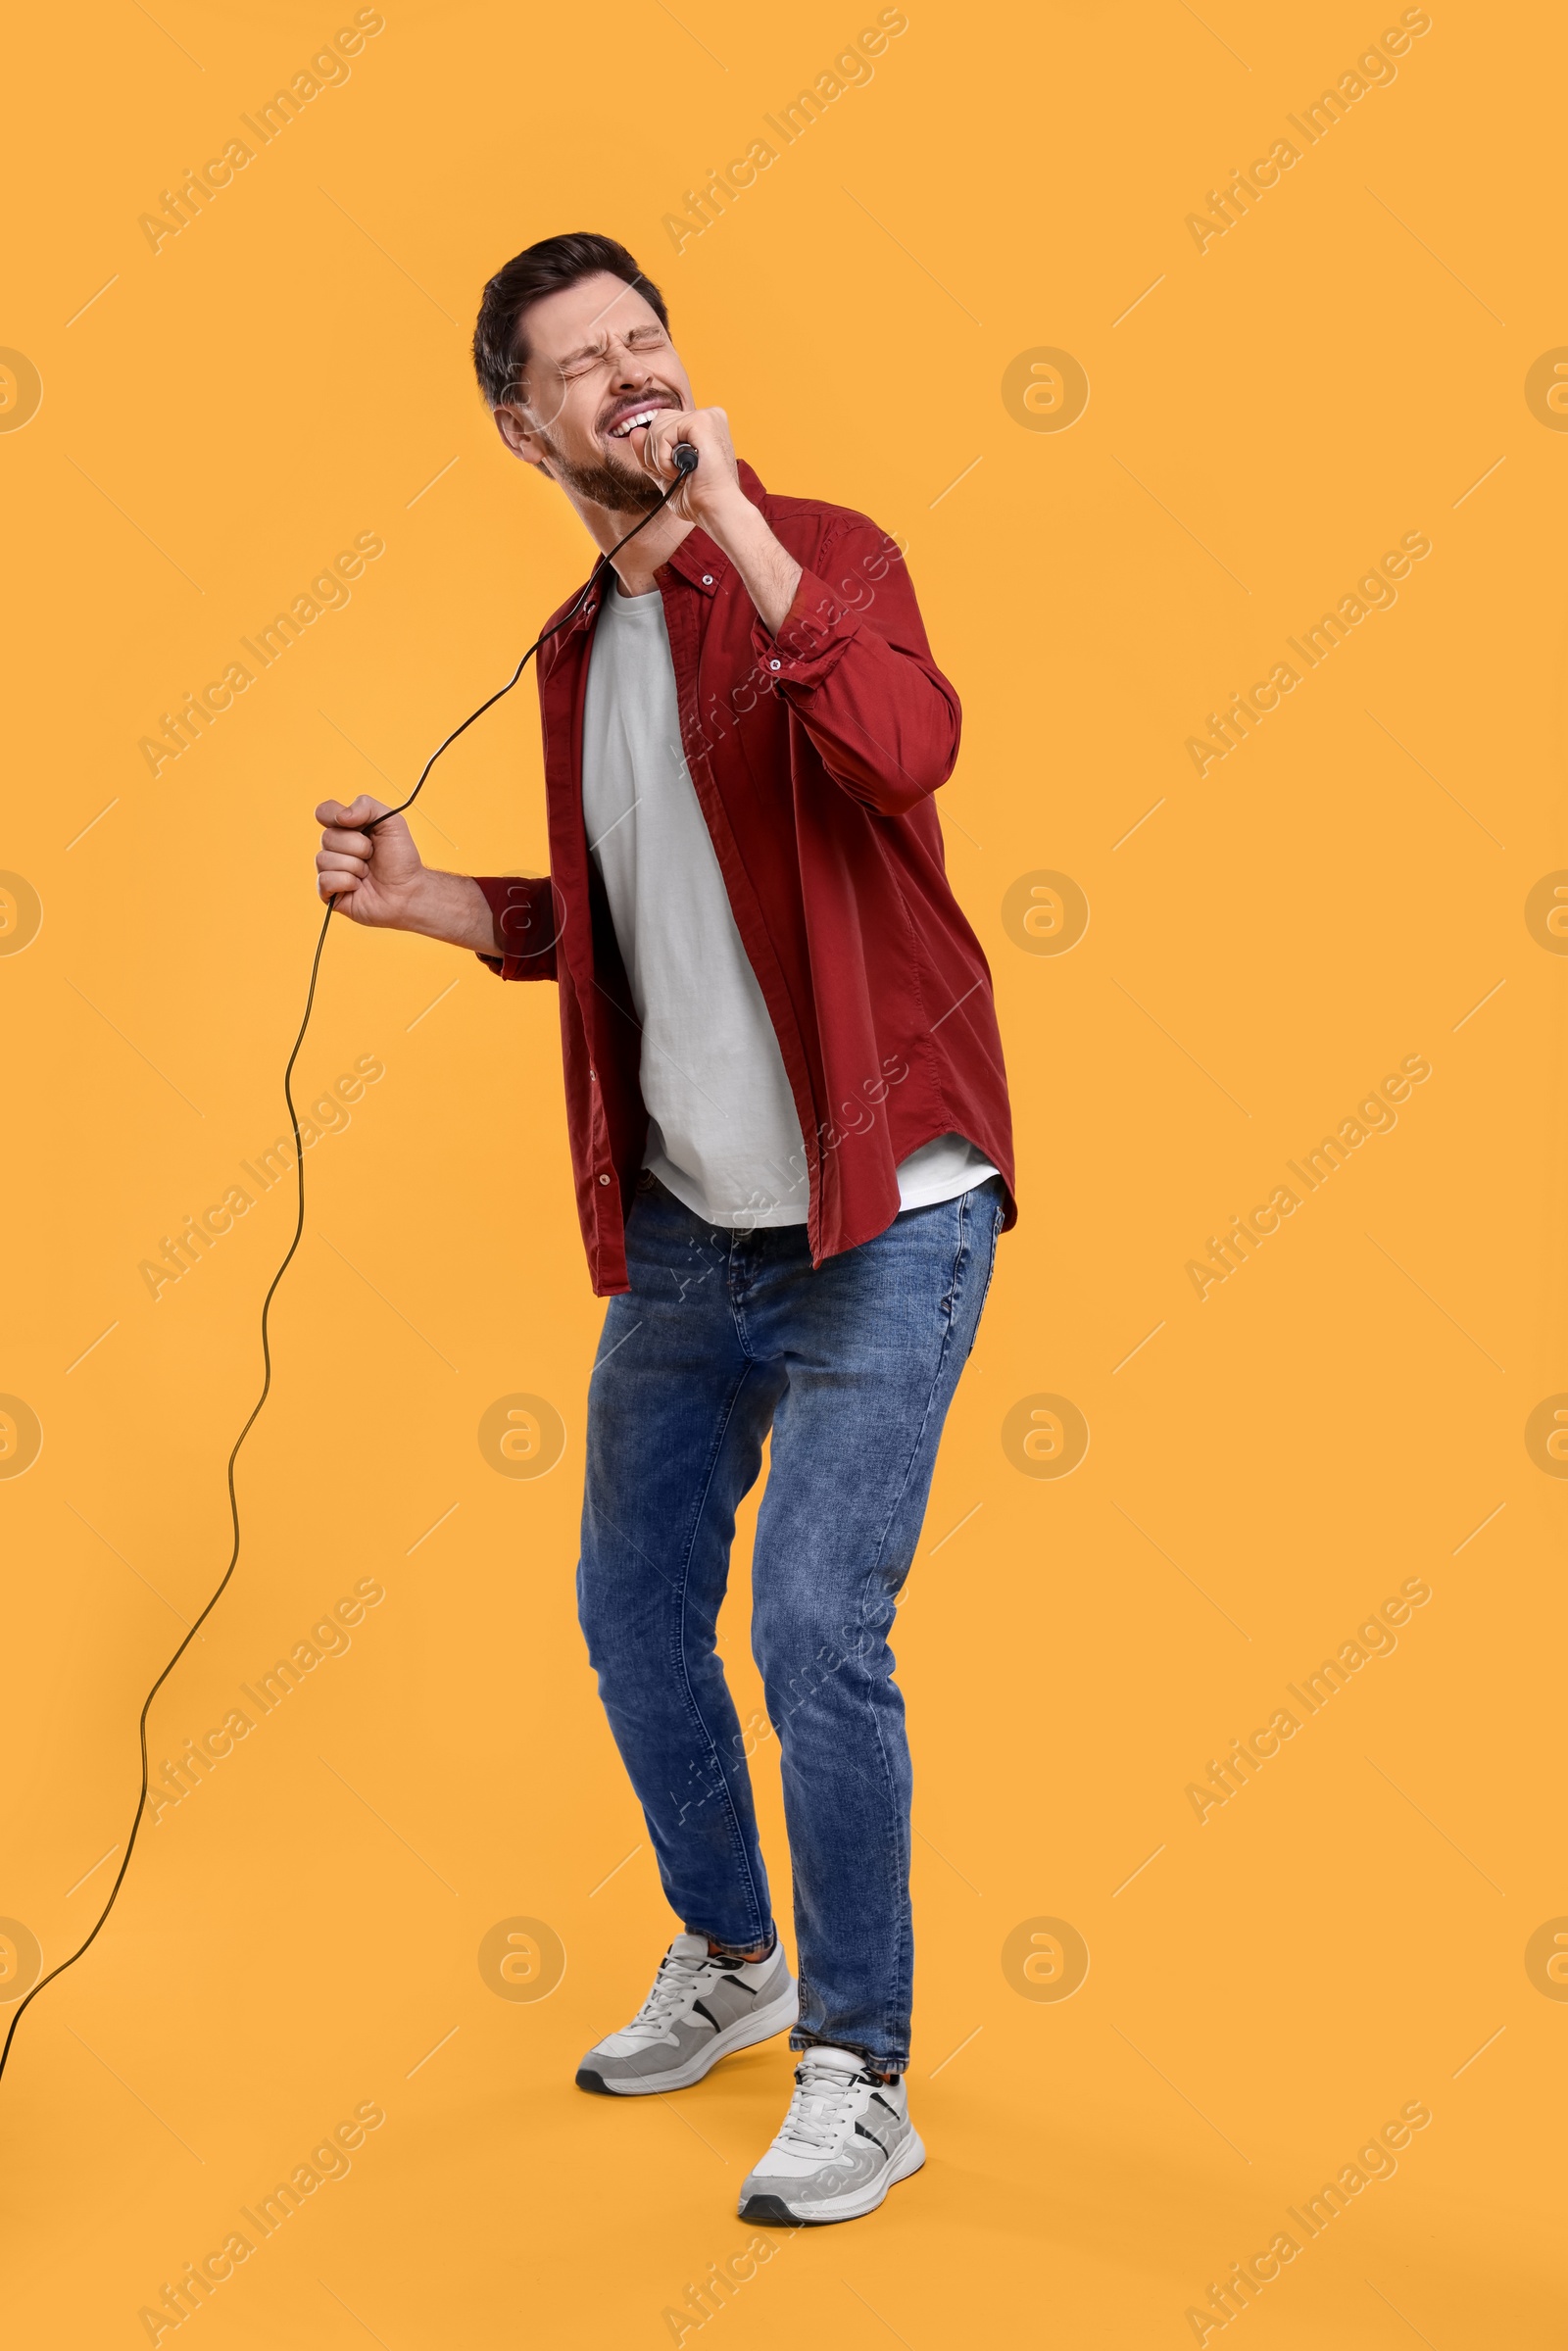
[
  {"x1": 399, "y1": 865, "x2": 484, "y2": 946},
  {"x1": 387, "y1": 864, "x2": 441, "y2": 934},
  {"x1": 699, "y1": 479, "x2": 761, "y2": 551}
]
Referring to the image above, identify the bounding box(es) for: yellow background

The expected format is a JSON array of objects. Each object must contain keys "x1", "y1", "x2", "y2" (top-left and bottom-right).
[{"x1": 2, "y1": 1, "x2": 1563, "y2": 2341}]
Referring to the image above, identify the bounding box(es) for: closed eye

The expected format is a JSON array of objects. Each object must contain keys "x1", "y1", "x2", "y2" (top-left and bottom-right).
[{"x1": 560, "y1": 326, "x2": 669, "y2": 380}]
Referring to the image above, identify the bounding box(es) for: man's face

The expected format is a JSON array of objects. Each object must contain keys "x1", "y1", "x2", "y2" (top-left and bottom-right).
[{"x1": 496, "y1": 271, "x2": 694, "y2": 515}]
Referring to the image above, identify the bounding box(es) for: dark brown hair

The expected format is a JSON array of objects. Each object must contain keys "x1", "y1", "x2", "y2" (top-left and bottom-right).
[{"x1": 471, "y1": 232, "x2": 669, "y2": 409}]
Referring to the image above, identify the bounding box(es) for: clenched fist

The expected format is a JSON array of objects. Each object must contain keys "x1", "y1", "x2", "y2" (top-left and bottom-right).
[
  {"x1": 312, "y1": 796, "x2": 502, "y2": 955},
  {"x1": 315, "y1": 796, "x2": 425, "y2": 926}
]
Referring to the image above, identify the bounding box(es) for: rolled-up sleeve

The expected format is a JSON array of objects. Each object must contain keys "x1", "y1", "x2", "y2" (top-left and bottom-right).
[
  {"x1": 748, "y1": 520, "x2": 961, "y2": 815},
  {"x1": 472, "y1": 874, "x2": 559, "y2": 982}
]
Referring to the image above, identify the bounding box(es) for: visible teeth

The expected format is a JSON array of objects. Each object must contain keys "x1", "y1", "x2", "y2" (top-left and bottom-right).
[{"x1": 611, "y1": 408, "x2": 660, "y2": 437}]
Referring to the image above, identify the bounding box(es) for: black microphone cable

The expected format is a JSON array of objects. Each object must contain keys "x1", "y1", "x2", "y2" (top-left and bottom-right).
[{"x1": 0, "y1": 444, "x2": 700, "y2": 2088}]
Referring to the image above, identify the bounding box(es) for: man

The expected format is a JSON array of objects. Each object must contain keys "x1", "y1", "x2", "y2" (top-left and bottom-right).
[{"x1": 315, "y1": 232, "x2": 1014, "y2": 2225}]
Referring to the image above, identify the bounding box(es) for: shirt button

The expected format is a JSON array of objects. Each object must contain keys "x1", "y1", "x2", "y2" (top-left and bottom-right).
[
  {"x1": 768, "y1": 658, "x2": 781, "y2": 670},
  {"x1": 588, "y1": 1067, "x2": 597, "y2": 1081},
  {"x1": 598, "y1": 1173, "x2": 611, "y2": 1186},
  {"x1": 702, "y1": 574, "x2": 713, "y2": 586}
]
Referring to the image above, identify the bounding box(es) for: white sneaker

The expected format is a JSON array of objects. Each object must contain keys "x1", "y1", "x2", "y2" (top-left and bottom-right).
[
  {"x1": 738, "y1": 2044, "x2": 926, "y2": 2223},
  {"x1": 575, "y1": 1934, "x2": 798, "y2": 2095}
]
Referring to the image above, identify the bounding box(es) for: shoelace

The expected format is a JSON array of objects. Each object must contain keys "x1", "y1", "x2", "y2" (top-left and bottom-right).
[
  {"x1": 771, "y1": 2058, "x2": 868, "y2": 2155},
  {"x1": 621, "y1": 1945, "x2": 712, "y2": 2040}
]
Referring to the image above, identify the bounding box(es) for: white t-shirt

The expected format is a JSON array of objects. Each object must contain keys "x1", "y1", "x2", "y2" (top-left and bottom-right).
[{"x1": 580, "y1": 579, "x2": 998, "y2": 1230}]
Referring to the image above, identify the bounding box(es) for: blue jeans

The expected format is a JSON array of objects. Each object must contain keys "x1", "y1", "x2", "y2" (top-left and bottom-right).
[{"x1": 576, "y1": 1172, "x2": 1006, "y2": 2072}]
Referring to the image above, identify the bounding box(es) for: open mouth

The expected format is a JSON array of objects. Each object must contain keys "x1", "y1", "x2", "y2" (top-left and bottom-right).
[{"x1": 603, "y1": 398, "x2": 672, "y2": 442}]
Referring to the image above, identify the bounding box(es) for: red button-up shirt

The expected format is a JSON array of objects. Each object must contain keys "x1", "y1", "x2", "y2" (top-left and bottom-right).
[{"x1": 474, "y1": 459, "x2": 1014, "y2": 1296}]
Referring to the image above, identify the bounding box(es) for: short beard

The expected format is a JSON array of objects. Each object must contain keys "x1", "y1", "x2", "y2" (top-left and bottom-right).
[{"x1": 535, "y1": 428, "x2": 663, "y2": 516}]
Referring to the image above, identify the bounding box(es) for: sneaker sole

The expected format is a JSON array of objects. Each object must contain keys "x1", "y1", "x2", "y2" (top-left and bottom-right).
[
  {"x1": 739, "y1": 2129, "x2": 927, "y2": 2224},
  {"x1": 576, "y1": 1980, "x2": 800, "y2": 2097}
]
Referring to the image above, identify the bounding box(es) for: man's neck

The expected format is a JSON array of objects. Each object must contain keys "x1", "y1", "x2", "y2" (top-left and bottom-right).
[{"x1": 564, "y1": 483, "x2": 696, "y2": 598}]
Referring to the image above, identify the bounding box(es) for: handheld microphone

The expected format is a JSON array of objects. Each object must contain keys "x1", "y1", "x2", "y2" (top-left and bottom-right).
[{"x1": 672, "y1": 441, "x2": 699, "y2": 475}]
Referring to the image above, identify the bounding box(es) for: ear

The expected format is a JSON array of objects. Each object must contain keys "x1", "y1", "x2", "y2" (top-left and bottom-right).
[{"x1": 492, "y1": 405, "x2": 550, "y2": 471}]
